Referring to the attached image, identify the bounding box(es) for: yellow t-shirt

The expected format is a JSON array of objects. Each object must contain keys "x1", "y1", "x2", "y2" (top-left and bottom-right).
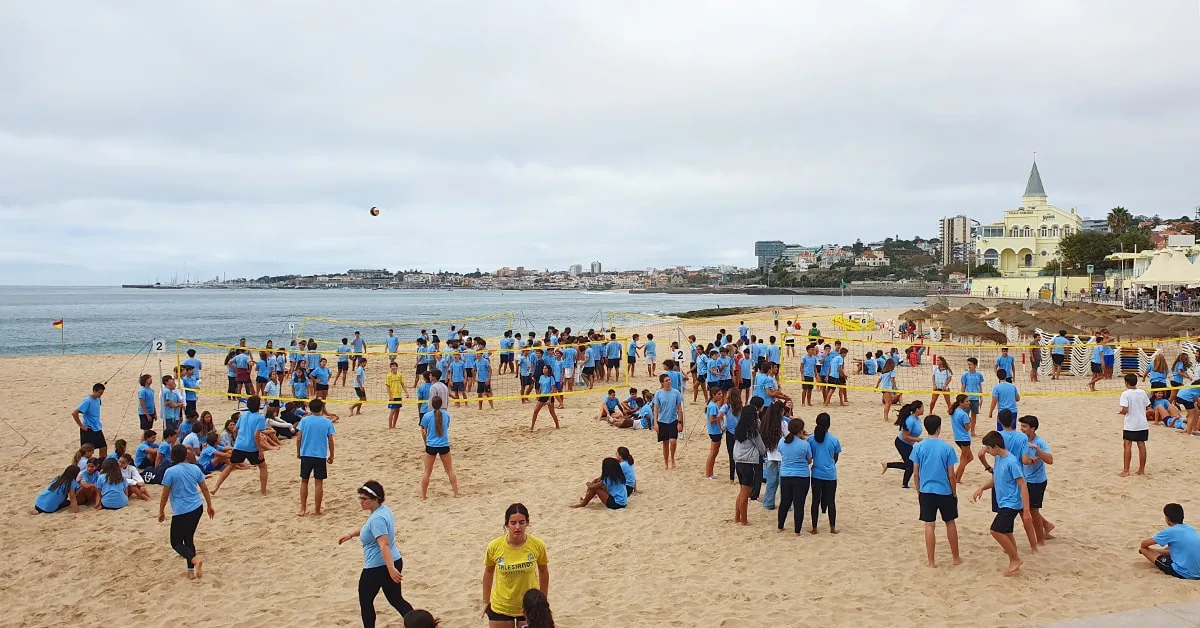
[
  {"x1": 385, "y1": 373, "x2": 405, "y2": 400},
  {"x1": 484, "y1": 534, "x2": 548, "y2": 617}
]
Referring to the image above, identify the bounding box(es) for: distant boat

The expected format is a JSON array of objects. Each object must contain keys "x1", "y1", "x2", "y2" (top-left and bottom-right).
[
  {"x1": 581, "y1": 290, "x2": 614, "y2": 295},
  {"x1": 121, "y1": 283, "x2": 183, "y2": 289}
]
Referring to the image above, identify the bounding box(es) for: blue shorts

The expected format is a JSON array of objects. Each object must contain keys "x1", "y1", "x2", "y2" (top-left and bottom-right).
[
  {"x1": 451, "y1": 382, "x2": 465, "y2": 392},
  {"x1": 1104, "y1": 355, "x2": 1115, "y2": 367}
]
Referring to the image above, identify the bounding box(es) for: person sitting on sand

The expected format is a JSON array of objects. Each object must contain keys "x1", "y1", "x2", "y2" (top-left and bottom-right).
[
  {"x1": 70, "y1": 443, "x2": 96, "y2": 471},
  {"x1": 1149, "y1": 389, "x2": 1181, "y2": 425},
  {"x1": 569, "y1": 457, "x2": 628, "y2": 510},
  {"x1": 598, "y1": 389, "x2": 628, "y2": 421},
  {"x1": 1139, "y1": 502, "x2": 1200, "y2": 580},
  {"x1": 32, "y1": 465, "x2": 81, "y2": 514},
  {"x1": 118, "y1": 453, "x2": 151, "y2": 501},
  {"x1": 616, "y1": 447, "x2": 637, "y2": 495},
  {"x1": 75, "y1": 457, "x2": 101, "y2": 505},
  {"x1": 198, "y1": 432, "x2": 231, "y2": 474},
  {"x1": 94, "y1": 458, "x2": 129, "y2": 510},
  {"x1": 971, "y1": 431, "x2": 1033, "y2": 576},
  {"x1": 263, "y1": 405, "x2": 294, "y2": 444}
]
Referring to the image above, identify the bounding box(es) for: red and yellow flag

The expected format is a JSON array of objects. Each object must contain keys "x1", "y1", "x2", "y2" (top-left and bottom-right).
[{"x1": 52, "y1": 319, "x2": 64, "y2": 329}]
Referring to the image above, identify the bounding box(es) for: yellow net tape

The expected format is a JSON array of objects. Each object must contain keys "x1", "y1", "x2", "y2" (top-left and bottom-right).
[{"x1": 294, "y1": 312, "x2": 515, "y2": 346}]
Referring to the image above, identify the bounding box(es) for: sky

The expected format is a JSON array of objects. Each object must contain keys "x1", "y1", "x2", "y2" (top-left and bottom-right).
[{"x1": 1, "y1": 1, "x2": 1198, "y2": 285}]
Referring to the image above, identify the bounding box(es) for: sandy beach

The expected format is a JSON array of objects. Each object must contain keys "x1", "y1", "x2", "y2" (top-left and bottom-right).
[{"x1": 1, "y1": 306, "x2": 1197, "y2": 627}]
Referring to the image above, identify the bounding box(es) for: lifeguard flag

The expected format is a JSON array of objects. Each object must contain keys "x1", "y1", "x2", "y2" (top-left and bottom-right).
[{"x1": 52, "y1": 319, "x2": 64, "y2": 329}]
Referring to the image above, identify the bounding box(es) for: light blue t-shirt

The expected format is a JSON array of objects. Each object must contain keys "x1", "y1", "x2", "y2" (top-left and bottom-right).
[
  {"x1": 134, "y1": 440, "x2": 156, "y2": 467},
  {"x1": 162, "y1": 389, "x2": 182, "y2": 421},
  {"x1": 420, "y1": 410, "x2": 451, "y2": 448},
  {"x1": 808, "y1": 434, "x2": 842, "y2": 480},
  {"x1": 603, "y1": 476, "x2": 628, "y2": 507},
  {"x1": 450, "y1": 361, "x2": 465, "y2": 383},
  {"x1": 667, "y1": 369, "x2": 685, "y2": 393},
  {"x1": 138, "y1": 386, "x2": 156, "y2": 415},
  {"x1": 951, "y1": 408, "x2": 971, "y2": 443},
  {"x1": 705, "y1": 401, "x2": 722, "y2": 435},
  {"x1": 97, "y1": 476, "x2": 129, "y2": 509},
  {"x1": 995, "y1": 355, "x2": 1015, "y2": 377},
  {"x1": 722, "y1": 404, "x2": 738, "y2": 433},
  {"x1": 879, "y1": 370, "x2": 897, "y2": 391},
  {"x1": 1051, "y1": 335, "x2": 1071, "y2": 355},
  {"x1": 910, "y1": 438, "x2": 958, "y2": 495},
  {"x1": 606, "y1": 341, "x2": 621, "y2": 359},
  {"x1": 385, "y1": 336, "x2": 400, "y2": 353},
  {"x1": 778, "y1": 436, "x2": 812, "y2": 477},
  {"x1": 231, "y1": 353, "x2": 251, "y2": 370},
  {"x1": 312, "y1": 366, "x2": 331, "y2": 386},
  {"x1": 898, "y1": 415, "x2": 923, "y2": 442},
  {"x1": 476, "y1": 356, "x2": 491, "y2": 382},
  {"x1": 1001, "y1": 429, "x2": 1028, "y2": 467},
  {"x1": 863, "y1": 358, "x2": 877, "y2": 375},
  {"x1": 1022, "y1": 434, "x2": 1050, "y2": 484},
  {"x1": 752, "y1": 373, "x2": 778, "y2": 403},
  {"x1": 255, "y1": 358, "x2": 271, "y2": 379},
  {"x1": 162, "y1": 462, "x2": 206, "y2": 514},
  {"x1": 538, "y1": 375, "x2": 554, "y2": 395},
  {"x1": 77, "y1": 396, "x2": 103, "y2": 431},
  {"x1": 1154, "y1": 524, "x2": 1200, "y2": 579},
  {"x1": 233, "y1": 411, "x2": 267, "y2": 452},
  {"x1": 644, "y1": 341, "x2": 656, "y2": 357},
  {"x1": 198, "y1": 444, "x2": 222, "y2": 469},
  {"x1": 297, "y1": 414, "x2": 336, "y2": 458},
  {"x1": 35, "y1": 477, "x2": 79, "y2": 512},
  {"x1": 352, "y1": 337, "x2": 366, "y2": 354},
  {"x1": 355, "y1": 366, "x2": 366, "y2": 388},
  {"x1": 1177, "y1": 384, "x2": 1200, "y2": 404},
  {"x1": 361, "y1": 505, "x2": 401, "y2": 568},
  {"x1": 827, "y1": 354, "x2": 844, "y2": 378},
  {"x1": 627, "y1": 340, "x2": 639, "y2": 357},
  {"x1": 992, "y1": 453, "x2": 1024, "y2": 510},
  {"x1": 653, "y1": 389, "x2": 683, "y2": 424},
  {"x1": 1149, "y1": 369, "x2": 1168, "y2": 385},
  {"x1": 992, "y1": 382, "x2": 1019, "y2": 414},
  {"x1": 961, "y1": 371, "x2": 984, "y2": 394},
  {"x1": 933, "y1": 368, "x2": 951, "y2": 388},
  {"x1": 620, "y1": 460, "x2": 636, "y2": 490},
  {"x1": 182, "y1": 375, "x2": 199, "y2": 401}
]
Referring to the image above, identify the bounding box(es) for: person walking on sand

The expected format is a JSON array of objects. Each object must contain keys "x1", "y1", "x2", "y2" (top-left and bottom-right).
[
  {"x1": 158, "y1": 443, "x2": 215, "y2": 580},
  {"x1": 338, "y1": 481, "x2": 415, "y2": 627},
  {"x1": 296, "y1": 398, "x2": 336, "y2": 516},
  {"x1": 652, "y1": 373, "x2": 685, "y2": 470},
  {"x1": 482, "y1": 503, "x2": 549, "y2": 628},
  {"x1": 530, "y1": 365, "x2": 561, "y2": 432},
  {"x1": 972, "y1": 431, "x2": 1033, "y2": 576},
  {"x1": 808, "y1": 412, "x2": 840, "y2": 534}
]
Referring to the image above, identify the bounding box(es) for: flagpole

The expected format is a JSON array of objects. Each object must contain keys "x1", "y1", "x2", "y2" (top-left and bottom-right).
[{"x1": 60, "y1": 318, "x2": 64, "y2": 355}]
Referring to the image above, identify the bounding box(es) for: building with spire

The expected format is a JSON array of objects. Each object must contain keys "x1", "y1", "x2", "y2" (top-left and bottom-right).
[{"x1": 974, "y1": 161, "x2": 1083, "y2": 277}]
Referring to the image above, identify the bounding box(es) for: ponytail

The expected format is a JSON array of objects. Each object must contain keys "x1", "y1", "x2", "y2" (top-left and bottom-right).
[
  {"x1": 431, "y1": 396, "x2": 445, "y2": 437},
  {"x1": 894, "y1": 402, "x2": 914, "y2": 428},
  {"x1": 813, "y1": 413, "x2": 830, "y2": 443}
]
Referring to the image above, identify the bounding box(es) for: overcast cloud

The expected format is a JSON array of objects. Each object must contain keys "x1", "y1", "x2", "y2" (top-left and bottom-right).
[{"x1": 1, "y1": 1, "x2": 1197, "y2": 285}]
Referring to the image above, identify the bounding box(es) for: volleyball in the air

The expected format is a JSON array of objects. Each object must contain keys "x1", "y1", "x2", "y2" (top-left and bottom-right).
[{"x1": 369, "y1": 207, "x2": 380, "y2": 216}]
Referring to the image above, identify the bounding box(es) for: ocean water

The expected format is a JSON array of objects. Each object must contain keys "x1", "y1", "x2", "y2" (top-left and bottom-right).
[{"x1": 0, "y1": 286, "x2": 918, "y2": 356}]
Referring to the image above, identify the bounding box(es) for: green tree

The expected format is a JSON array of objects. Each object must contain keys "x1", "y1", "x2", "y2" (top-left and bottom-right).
[
  {"x1": 972, "y1": 263, "x2": 1000, "y2": 277},
  {"x1": 1057, "y1": 231, "x2": 1116, "y2": 273},
  {"x1": 1106, "y1": 207, "x2": 1133, "y2": 234},
  {"x1": 852, "y1": 239, "x2": 865, "y2": 255}
]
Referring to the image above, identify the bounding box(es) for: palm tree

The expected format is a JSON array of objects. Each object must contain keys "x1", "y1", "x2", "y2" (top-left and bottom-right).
[{"x1": 1107, "y1": 207, "x2": 1132, "y2": 234}]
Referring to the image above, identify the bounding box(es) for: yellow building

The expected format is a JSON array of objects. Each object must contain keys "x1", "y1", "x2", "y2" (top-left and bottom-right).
[{"x1": 975, "y1": 162, "x2": 1082, "y2": 277}]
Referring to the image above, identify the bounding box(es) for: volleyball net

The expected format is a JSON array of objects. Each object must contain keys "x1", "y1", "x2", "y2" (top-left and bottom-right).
[
  {"x1": 174, "y1": 337, "x2": 633, "y2": 406},
  {"x1": 293, "y1": 312, "x2": 515, "y2": 349},
  {"x1": 778, "y1": 332, "x2": 1200, "y2": 399}
]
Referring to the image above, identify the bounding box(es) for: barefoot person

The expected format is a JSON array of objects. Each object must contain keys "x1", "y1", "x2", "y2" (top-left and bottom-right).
[
  {"x1": 212, "y1": 396, "x2": 271, "y2": 495},
  {"x1": 776, "y1": 418, "x2": 812, "y2": 534},
  {"x1": 32, "y1": 465, "x2": 81, "y2": 514},
  {"x1": 732, "y1": 405, "x2": 766, "y2": 526},
  {"x1": 419, "y1": 397, "x2": 460, "y2": 499},
  {"x1": 910, "y1": 414, "x2": 962, "y2": 567},
  {"x1": 950, "y1": 395, "x2": 975, "y2": 483},
  {"x1": 72, "y1": 383, "x2": 108, "y2": 459},
  {"x1": 530, "y1": 365, "x2": 561, "y2": 432},
  {"x1": 703, "y1": 389, "x2": 727, "y2": 479},
  {"x1": 972, "y1": 431, "x2": 1033, "y2": 576},
  {"x1": 1118, "y1": 373, "x2": 1151, "y2": 477},
  {"x1": 158, "y1": 443, "x2": 216, "y2": 580},
  {"x1": 338, "y1": 481, "x2": 415, "y2": 627},
  {"x1": 1138, "y1": 503, "x2": 1200, "y2": 580},
  {"x1": 569, "y1": 457, "x2": 628, "y2": 510},
  {"x1": 482, "y1": 503, "x2": 549, "y2": 628},
  {"x1": 808, "y1": 412, "x2": 841, "y2": 534},
  {"x1": 296, "y1": 398, "x2": 336, "y2": 516},
  {"x1": 652, "y1": 373, "x2": 685, "y2": 470},
  {"x1": 1018, "y1": 415, "x2": 1055, "y2": 544}
]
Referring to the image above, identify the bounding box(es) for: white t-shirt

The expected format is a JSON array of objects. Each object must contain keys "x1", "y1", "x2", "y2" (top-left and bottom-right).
[
  {"x1": 1119, "y1": 388, "x2": 1151, "y2": 431},
  {"x1": 764, "y1": 419, "x2": 789, "y2": 462}
]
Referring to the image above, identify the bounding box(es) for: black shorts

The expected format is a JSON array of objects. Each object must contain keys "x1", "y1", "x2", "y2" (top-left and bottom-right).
[
  {"x1": 802, "y1": 376, "x2": 813, "y2": 391},
  {"x1": 918, "y1": 492, "x2": 959, "y2": 523},
  {"x1": 465, "y1": 368, "x2": 475, "y2": 377},
  {"x1": 185, "y1": 400, "x2": 197, "y2": 415},
  {"x1": 605, "y1": 495, "x2": 626, "y2": 510},
  {"x1": 735, "y1": 462, "x2": 758, "y2": 487},
  {"x1": 415, "y1": 363, "x2": 428, "y2": 375},
  {"x1": 1027, "y1": 481, "x2": 1047, "y2": 509},
  {"x1": 739, "y1": 380, "x2": 750, "y2": 390},
  {"x1": 1150, "y1": 381, "x2": 1167, "y2": 390},
  {"x1": 1123, "y1": 429, "x2": 1149, "y2": 442},
  {"x1": 486, "y1": 609, "x2": 524, "y2": 623},
  {"x1": 698, "y1": 375, "x2": 707, "y2": 385},
  {"x1": 955, "y1": 440, "x2": 971, "y2": 448},
  {"x1": 388, "y1": 398, "x2": 403, "y2": 410},
  {"x1": 230, "y1": 449, "x2": 263, "y2": 465},
  {"x1": 256, "y1": 376, "x2": 269, "y2": 384},
  {"x1": 425, "y1": 445, "x2": 450, "y2": 456},
  {"x1": 537, "y1": 395, "x2": 551, "y2": 403},
  {"x1": 627, "y1": 356, "x2": 636, "y2": 365},
  {"x1": 708, "y1": 433, "x2": 723, "y2": 443},
  {"x1": 500, "y1": 354, "x2": 513, "y2": 364},
  {"x1": 1091, "y1": 362, "x2": 1102, "y2": 374},
  {"x1": 299, "y1": 456, "x2": 327, "y2": 480},
  {"x1": 829, "y1": 377, "x2": 845, "y2": 387},
  {"x1": 1052, "y1": 354, "x2": 1065, "y2": 366},
  {"x1": 656, "y1": 421, "x2": 679, "y2": 442},
  {"x1": 338, "y1": 362, "x2": 349, "y2": 372},
  {"x1": 607, "y1": 358, "x2": 620, "y2": 368},
  {"x1": 990, "y1": 507, "x2": 1020, "y2": 534},
  {"x1": 520, "y1": 375, "x2": 534, "y2": 387},
  {"x1": 477, "y1": 382, "x2": 491, "y2": 394},
  {"x1": 80, "y1": 429, "x2": 107, "y2": 449},
  {"x1": 720, "y1": 380, "x2": 734, "y2": 391},
  {"x1": 354, "y1": 387, "x2": 367, "y2": 400},
  {"x1": 1155, "y1": 554, "x2": 1184, "y2": 578},
  {"x1": 316, "y1": 383, "x2": 329, "y2": 392},
  {"x1": 139, "y1": 414, "x2": 155, "y2": 430},
  {"x1": 582, "y1": 366, "x2": 595, "y2": 377},
  {"x1": 451, "y1": 382, "x2": 465, "y2": 393},
  {"x1": 1179, "y1": 398, "x2": 1195, "y2": 410}
]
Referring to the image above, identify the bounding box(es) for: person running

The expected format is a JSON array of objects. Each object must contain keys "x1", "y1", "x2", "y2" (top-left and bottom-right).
[
  {"x1": 930, "y1": 357, "x2": 953, "y2": 414},
  {"x1": 1018, "y1": 415, "x2": 1055, "y2": 544},
  {"x1": 419, "y1": 397, "x2": 460, "y2": 499},
  {"x1": 530, "y1": 365, "x2": 561, "y2": 432},
  {"x1": 482, "y1": 503, "x2": 549, "y2": 628},
  {"x1": 703, "y1": 389, "x2": 727, "y2": 480},
  {"x1": 1139, "y1": 503, "x2": 1200, "y2": 580},
  {"x1": 776, "y1": 418, "x2": 812, "y2": 534},
  {"x1": 732, "y1": 402, "x2": 766, "y2": 526},
  {"x1": 212, "y1": 396, "x2": 271, "y2": 495},
  {"x1": 883, "y1": 401, "x2": 924, "y2": 489},
  {"x1": 296, "y1": 398, "x2": 336, "y2": 516},
  {"x1": 338, "y1": 481, "x2": 415, "y2": 627},
  {"x1": 972, "y1": 431, "x2": 1033, "y2": 576},
  {"x1": 350, "y1": 358, "x2": 368, "y2": 416},
  {"x1": 652, "y1": 373, "x2": 685, "y2": 470},
  {"x1": 72, "y1": 383, "x2": 108, "y2": 459},
  {"x1": 158, "y1": 443, "x2": 215, "y2": 579},
  {"x1": 808, "y1": 412, "x2": 840, "y2": 534},
  {"x1": 877, "y1": 361, "x2": 900, "y2": 423},
  {"x1": 950, "y1": 394, "x2": 975, "y2": 483},
  {"x1": 569, "y1": 457, "x2": 628, "y2": 510},
  {"x1": 910, "y1": 414, "x2": 961, "y2": 567},
  {"x1": 1118, "y1": 373, "x2": 1151, "y2": 477},
  {"x1": 476, "y1": 348, "x2": 495, "y2": 410}
]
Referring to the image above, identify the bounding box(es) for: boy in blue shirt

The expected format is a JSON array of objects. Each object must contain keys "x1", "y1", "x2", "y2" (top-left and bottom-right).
[
  {"x1": 652, "y1": 373, "x2": 685, "y2": 470},
  {"x1": 960, "y1": 358, "x2": 985, "y2": 436},
  {"x1": 995, "y1": 348, "x2": 1015, "y2": 384},
  {"x1": 350, "y1": 358, "x2": 368, "y2": 416},
  {"x1": 987, "y1": 370, "x2": 1020, "y2": 432},
  {"x1": 1018, "y1": 415, "x2": 1055, "y2": 545},
  {"x1": 972, "y1": 430, "x2": 1034, "y2": 576},
  {"x1": 137, "y1": 374, "x2": 157, "y2": 431},
  {"x1": 1140, "y1": 503, "x2": 1200, "y2": 580},
  {"x1": 336, "y1": 338, "x2": 352, "y2": 387},
  {"x1": 910, "y1": 414, "x2": 961, "y2": 568},
  {"x1": 1050, "y1": 330, "x2": 1072, "y2": 379},
  {"x1": 800, "y1": 345, "x2": 819, "y2": 407},
  {"x1": 295, "y1": 398, "x2": 336, "y2": 516}
]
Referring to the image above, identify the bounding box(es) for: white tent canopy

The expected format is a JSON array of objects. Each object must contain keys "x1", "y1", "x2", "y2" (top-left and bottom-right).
[{"x1": 1131, "y1": 249, "x2": 1200, "y2": 287}]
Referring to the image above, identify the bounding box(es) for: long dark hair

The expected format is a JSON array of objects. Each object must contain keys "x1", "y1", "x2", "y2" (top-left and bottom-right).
[
  {"x1": 734, "y1": 407, "x2": 760, "y2": 442},
  {"x1": 616, "y1": 446, "x2": 633, "y2": 465},
  {"x1": 430, "y1": 397, "x2": 445, "y2": 437},
  {"x1": 760, "y1": 402, "x2": 785, "y2": 451},
  {"x1": 727, "y1": 390, "x2": 743, "y2": 416},
  {"x1": 522, "y1": 589, "x2": 555, "y2": 628},
  {"x1": 784, "y1": 418, "x2": 806, "y2": 444},
  {"x1": 894, "y1": 401, "x2": 923, "y2": 428},
  {"x1": 49, "y1": 465, "x2": 80, "y2": 492},
  {"x1": 601, "y1": 457, "x2": 624, "y2": 484},
  {"x1": 813, "y1": 412, "x2": 831, "y2": 443},
  {"x1": 100, "y1": 458, "x2": 122, "y2": 485}
]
